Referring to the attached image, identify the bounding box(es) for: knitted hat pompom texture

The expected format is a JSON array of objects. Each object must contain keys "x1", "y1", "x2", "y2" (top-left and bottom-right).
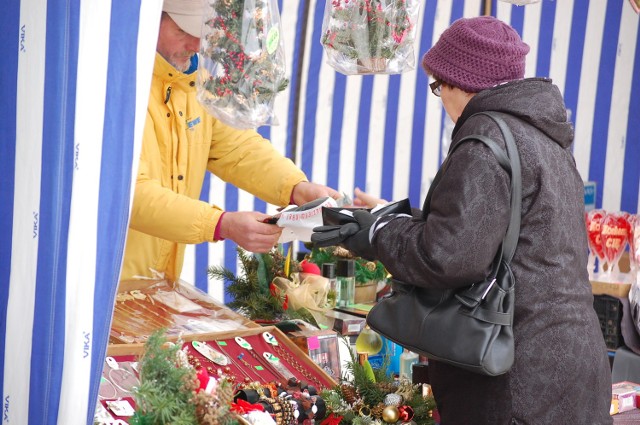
[{"x1": 422, "y1": 16, "x2": 530, "y2": 93}]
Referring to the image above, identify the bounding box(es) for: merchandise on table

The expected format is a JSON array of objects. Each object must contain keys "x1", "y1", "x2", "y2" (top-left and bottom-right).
[
  {"x1": 110, "y1": 278, "x2": 258, "y2": 344},
  {"x1": 288, "y1": 328, "x2": 341, "y2": 380},
  {"x1": 101, "y1": 327, "x2": 335, "y2": 424}
]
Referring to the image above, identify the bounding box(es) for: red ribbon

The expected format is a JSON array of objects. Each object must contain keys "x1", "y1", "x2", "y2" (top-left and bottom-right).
[
  {"x1": 195, "y1": 368, "x2": 209, "y2": 392},
  {"x1": 320, "y1": 412, "x2": 343, "y2": 425},
  {"x1": 230, "y1": 398, "x2": 265, "y2": 414}
]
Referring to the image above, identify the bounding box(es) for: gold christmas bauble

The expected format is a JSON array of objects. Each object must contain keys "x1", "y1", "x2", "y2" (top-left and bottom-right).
[{"x1": 382, "y1": 405, "x2": 400, "y2": 423}]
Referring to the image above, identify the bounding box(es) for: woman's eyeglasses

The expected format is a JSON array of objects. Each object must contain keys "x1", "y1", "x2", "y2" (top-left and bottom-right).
[{"x1": 430, "y1": 80, "x2": 442, "y2": 97}]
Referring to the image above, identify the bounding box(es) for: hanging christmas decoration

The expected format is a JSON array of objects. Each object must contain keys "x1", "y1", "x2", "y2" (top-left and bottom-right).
[
  {"x1": 197, "y1": 0, "x2": 288, "y2": 129},
  {"x1": 321, "y1": 0, "x2": 421, "y2": 75}
]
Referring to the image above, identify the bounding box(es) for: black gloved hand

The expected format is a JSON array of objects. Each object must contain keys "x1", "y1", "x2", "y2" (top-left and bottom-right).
[
  {"x1": 310, "y1": 222, "x2": 360, "y2": 248},
  {"x1": 311, "y1": 209, "x2": 379, "y2": 260}
]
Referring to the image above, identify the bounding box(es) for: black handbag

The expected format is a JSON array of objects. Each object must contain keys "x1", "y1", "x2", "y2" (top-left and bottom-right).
[{"x1": 366, "y1": 112, "x2": 522, "y2": 376}]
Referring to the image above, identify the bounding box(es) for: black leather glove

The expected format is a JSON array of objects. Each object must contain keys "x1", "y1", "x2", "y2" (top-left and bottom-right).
[
  {"x1": 310, "y1": 222, "x2": 360, "y2": 247},
  {"x1": 311, "y1": 210, "x2": 379, "y2": 260},
  {"x1": 342, "y1": 210, "x2": 378, "y2": 260}
]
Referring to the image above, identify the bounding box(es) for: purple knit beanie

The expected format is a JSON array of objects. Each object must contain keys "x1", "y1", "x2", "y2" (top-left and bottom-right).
[{"x1": 422, "y1": 16, "x2": 530, "y2": 93}]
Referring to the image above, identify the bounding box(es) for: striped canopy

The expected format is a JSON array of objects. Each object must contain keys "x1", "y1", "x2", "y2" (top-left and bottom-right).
[{"x1": 1, "y1": 0, "x2": 639, "y2": 424}]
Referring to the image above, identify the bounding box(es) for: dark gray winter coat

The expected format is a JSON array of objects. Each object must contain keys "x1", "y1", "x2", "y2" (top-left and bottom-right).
[{"x1": 373, "y1": 78, "x2": 612, "y2": 425}]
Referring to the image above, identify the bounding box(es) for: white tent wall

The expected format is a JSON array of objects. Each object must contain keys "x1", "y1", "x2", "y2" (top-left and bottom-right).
[
  {"x1": 0, "y1": 0, "x2": 638, "y2": 424},
  {"x1": 1, "y1": 0, "x2": 161, "y2": 423},
  {"x1": 182, "y1": 0, "x2": 640, "y2": 304}
]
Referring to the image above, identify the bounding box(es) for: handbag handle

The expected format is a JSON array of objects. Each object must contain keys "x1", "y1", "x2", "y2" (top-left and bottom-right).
[
  {"x1": 422, "y1": 112, "x2": 522, "y2": 267},
  {"x1": 475, "y1": 112, "x2": 522, "y2": 264}
]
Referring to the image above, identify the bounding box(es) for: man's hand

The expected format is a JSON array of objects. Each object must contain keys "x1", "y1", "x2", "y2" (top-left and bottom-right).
[
  {"x1": 218, "y1": 211, "x2": 282, "y2": 253},
  {"x1": 291, "y1": 181, "x2": 341, "y2": 206},
  {"x1": 352, "y1": 187, "x2": 387, "y2": 208}
]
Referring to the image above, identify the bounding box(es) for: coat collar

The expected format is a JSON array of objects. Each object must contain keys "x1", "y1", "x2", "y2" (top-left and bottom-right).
[{"x1": 153, "y1": 52, "x2": 197, "y2": 90}]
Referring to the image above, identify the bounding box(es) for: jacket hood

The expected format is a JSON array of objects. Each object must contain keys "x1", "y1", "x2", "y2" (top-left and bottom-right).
[{"x1": 453, "y1": 78, "x2": 574, "y2": 148}]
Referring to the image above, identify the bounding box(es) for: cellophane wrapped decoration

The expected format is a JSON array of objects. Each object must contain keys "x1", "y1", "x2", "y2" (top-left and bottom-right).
[
  {"x1": 197, "y1": 0, "x2": 288, "y2": 129},
  {"x1": 321, "y1": 0, "x2": 421, "y2": 75}
]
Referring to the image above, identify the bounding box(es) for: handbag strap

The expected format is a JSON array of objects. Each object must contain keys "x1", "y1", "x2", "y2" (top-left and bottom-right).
[{"x1": 422, "y1": 111, "x2": 522, "y2": 266}]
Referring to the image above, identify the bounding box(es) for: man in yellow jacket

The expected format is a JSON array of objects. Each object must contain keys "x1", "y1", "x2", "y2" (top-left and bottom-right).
[{"x1": 121, "y1": 0, "x2": 339, "y2": 281}]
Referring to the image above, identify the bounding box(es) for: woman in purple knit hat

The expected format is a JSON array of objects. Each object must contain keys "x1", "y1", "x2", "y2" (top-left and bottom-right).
[{"x1": 314, "y1": 16, "x2": 612, "y2": 424}]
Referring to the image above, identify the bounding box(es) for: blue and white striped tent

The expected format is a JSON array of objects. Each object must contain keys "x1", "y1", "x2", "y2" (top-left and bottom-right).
[{"x1": 1, "y1": 0, "x2": 638, "y2": 423}]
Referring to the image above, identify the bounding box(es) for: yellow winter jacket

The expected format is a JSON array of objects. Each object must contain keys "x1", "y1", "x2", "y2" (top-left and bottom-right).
[{"x1": 120, "y1": 53, "x2": 307, "y2": 281}]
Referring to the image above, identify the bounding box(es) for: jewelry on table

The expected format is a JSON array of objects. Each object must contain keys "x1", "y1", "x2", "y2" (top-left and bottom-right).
[
  {"x1": 110, "y1": 307, "x2": 160, "y2": 338},
  {"x1": 121, "y1": 293, "x2": 173, "y2": 329},
  {"x1": 115, "y1": 301, "x2": 170, "y2": 330},
  {"x1": 263, "y1": 331, "x2": 324, "y2": 388},
  {"x1": 191, "y1": 341, "x2": 229, "y2": 366},
  {"x1": 131, "y1": 299, "x2": 174, "y2": 327},
  {"x1": 108, "y1": 369, "x2": 138, "y2": 394},
  {"x1": 106, "y1": 359, "x2": 139, "y2": 394},
  {"x1": 235, "y1": 336, "x2": 287, "y2": 382},
  {"x1": 185, "y1": 344, "x2": 238, "y2": 384},
  {"x1": 214, "y1": 339, "x2": 259, "y2": 384},
  {"x1": 98, "y1": 375, "x2": 117, "y2": 400},
  {"x1": 262, "y1": 351, "x2": 296, "y2": 382}
]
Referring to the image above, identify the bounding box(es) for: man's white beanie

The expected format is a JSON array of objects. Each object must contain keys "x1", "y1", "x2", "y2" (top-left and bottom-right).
[{"x1": 162, "y1": 0, "x2": 205, "y2": 38}]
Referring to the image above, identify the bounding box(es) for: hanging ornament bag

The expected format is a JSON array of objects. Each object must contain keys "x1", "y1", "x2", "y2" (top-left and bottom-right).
[
  {"x1": 197, "y1": 0, "x2": 288, "y2": 129},
  {"x1": 321, "y1": 0, "x2": 421, "y2": 75}
]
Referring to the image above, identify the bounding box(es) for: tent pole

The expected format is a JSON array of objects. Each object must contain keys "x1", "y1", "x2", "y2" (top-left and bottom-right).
[{"x1": 484, "y1": 0, "x2": 492, "y2": 15}]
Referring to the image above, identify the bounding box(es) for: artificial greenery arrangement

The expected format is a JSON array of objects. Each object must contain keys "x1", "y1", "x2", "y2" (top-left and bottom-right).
[
  {"x1": 320, "y1": 338, "x2": 437, "y2": 424},
  {"x1": 321, "y1": 0, "x2": 419, "y2": 74},
  {"x1": 308, "y1": 246, "x2": 387, "y2": 285},
  {"x1": 130, "y1": 330, "x2": 239, "y2": 425},
  {"x1": 197, "y1": 0, "x2": 288, "y2": 128},
  {"x1": 208, "y1": 247, "x2": 321, "y2": 325}
]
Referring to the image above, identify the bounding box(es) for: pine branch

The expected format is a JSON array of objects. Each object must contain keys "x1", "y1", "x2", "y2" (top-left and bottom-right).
[{"x1": 132, "y1": 331, "x2": 198, "y2": 424}]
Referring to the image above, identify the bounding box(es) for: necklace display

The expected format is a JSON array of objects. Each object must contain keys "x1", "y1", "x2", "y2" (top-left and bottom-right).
[
  {"x1": 262, "y1": 332, "x2": 324, "y2": 389},
  {"x1": 186, "y1": 349, "x2": 238, "y2": 385},
  {"x1": 192, "y1": 341, "x2": 229, "y2": 366},
  {"x1": 98, "y1": 376, "x2": 117, "y2": 400},
  {"x1": 235, "y1": 336, "x2": 289, "y2": 383},
  {"x1": 102, "y1": 356, "x2": 140, "y2": 398},
  {"x1": 214, "y1": 339, "x2": 263, "y2": 383}
]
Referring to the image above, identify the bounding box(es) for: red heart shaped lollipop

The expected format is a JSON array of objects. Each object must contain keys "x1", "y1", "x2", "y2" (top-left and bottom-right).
[
  {"x1": 585, "y1": 209, "x2": 606, "y2": 261},
  {"x1": 626, "y1": 214, "x2": 638, "y2": 270},
  {"x1": 600, "y1": 212, "x2": 630, "y2": 271}
]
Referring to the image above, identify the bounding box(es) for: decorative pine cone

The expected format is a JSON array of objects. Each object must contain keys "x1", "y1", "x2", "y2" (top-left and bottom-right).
[
  {"x1": 376, "y1": 381, "x2": 395, "y2": 394},
  {"x1": 371, "y1": 402, "x2": 386, "y2": 418},
  {"x1": 333, "y1": 246, "x2": 355, "y2": 258},
  {"x1": 341, "y1": 383, "x2": 358, "y2": 405}
]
